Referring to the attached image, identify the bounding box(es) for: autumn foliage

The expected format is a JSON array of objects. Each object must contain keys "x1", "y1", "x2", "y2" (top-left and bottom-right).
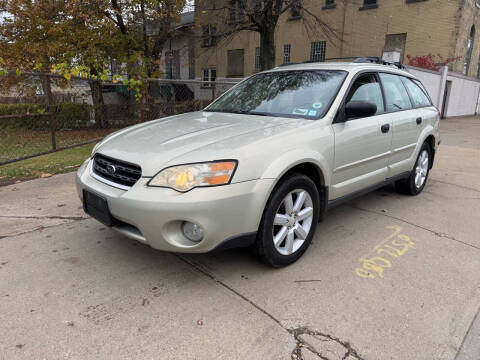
[{"x1": 406, "y1": 54, "x2": 460, "y2": 71}]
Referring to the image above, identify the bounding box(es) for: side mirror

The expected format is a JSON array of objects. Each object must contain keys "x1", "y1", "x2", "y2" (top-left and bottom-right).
[{"x1": 344, "y1": 101, "x2": 377, "y2": 120}]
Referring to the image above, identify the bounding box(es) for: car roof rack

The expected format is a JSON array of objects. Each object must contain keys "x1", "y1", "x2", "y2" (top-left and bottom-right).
[
  {"x1": 277, "y1": 57, "x2": 407, "y2": 70},
  {"x1": 353, "y1": 56, "x2": 407, "y2": 70}
]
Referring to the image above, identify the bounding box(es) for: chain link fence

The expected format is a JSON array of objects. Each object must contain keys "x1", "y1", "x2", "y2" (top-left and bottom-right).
[{"x1": 0, "y1": 71, "x2": 238, "y2": 165}]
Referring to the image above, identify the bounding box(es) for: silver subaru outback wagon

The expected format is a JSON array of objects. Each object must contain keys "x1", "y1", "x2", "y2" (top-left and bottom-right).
[{"x1": 76, "y1": 59, "x2": 440, "y2": 267}]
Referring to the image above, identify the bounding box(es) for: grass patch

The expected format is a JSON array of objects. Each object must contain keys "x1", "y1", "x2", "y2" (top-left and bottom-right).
[
  {"x1": 0, "y1": 143, "x2": 95, "y2": 185},
  {"x1": 1, "y1": 128, "x2": 117, "y2": 163}
]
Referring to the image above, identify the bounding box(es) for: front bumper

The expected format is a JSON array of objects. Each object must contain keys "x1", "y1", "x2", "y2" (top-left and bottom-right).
[{"x1": 76, "y1": 159, "x2": 274, "y2": 253}]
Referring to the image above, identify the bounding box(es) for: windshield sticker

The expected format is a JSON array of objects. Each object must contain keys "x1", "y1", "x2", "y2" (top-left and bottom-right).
[
  {"x1": 312, "y1": 102, "x2": 323, "y2": 109},
  {"x1": 293, "y1": 108, "x2": 308, "y2": 115},
  {"x1": 308, "y1": 110, "x2": 318, "y2": 117}
]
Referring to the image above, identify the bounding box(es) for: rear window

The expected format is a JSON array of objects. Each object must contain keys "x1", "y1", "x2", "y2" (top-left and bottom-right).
[
  {"x1": 379, "y1": 73, "x2": 412, "y2": 112},
  {"x1": 403, "y1": 78, "x2": 432, "y2": 107}
]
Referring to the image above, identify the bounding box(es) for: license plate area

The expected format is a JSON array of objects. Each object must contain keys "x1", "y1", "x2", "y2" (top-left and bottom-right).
[{"x1": 83, "y1": 190, "x2": 115, "y2": 226}]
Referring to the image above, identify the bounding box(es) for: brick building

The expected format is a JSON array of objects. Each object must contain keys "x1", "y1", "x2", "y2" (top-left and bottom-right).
[{"x1": 194, "y1": 0, "x2": 480, "y2": 80}]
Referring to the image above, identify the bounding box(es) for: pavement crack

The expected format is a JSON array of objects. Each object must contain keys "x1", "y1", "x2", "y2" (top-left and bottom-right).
[
  {"x1": 174, "y1": 254, "x2": 366, "y2": 360},
  {"x1": 291, "y1": 327, "x2": 364, "y2": 360},
  {"x1": 174, "y1": 254, "x2": 283, "y2": 327},
  {"x1": 454, "y1": 304, "x2": 480, "y2": 359},
  {"x1": 431, "y1": 179, "x2": 480, "y2": 194},
  {"x1": 349, "y1": 205, "x2": 480, "y2": 251},
  {"x1": 0, "y1": 215, "x2": 85, "y2": 221}
]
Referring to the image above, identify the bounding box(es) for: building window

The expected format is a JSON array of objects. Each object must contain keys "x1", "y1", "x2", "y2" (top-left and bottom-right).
[
  {"x1": 464, "y1": 25, "x2": 475, "y2": 75},
  {"x1": 477, "y1": 55, "x2": 480, "y2": 78},
  {"x1": 290, "y1": 0, "x2": 301, "y2": 19},
  {"x1": 227, "y1": 49, "x2": 245, "y2": 77},
  {"x1": 323, "y1": 0, "x2": 336, "y2": 9},
  {"x1": 310, "y1": 41, "x2": 326, "y2": 62},
  {"x1": 202, "y1": 25, "x2": 216, "y2": 47},
  {"x1": 254, "y1": 47, "x2": 261, "y2": 72},
  {"x1": 283, "y1": 44, "x2": 291, "y2": 64},
  {"x1": 359, "y1": 0, "x2": 378, "y2": 10},
  {"x1": 202, "y1": 68, "x2": 216, "y2": 88},
  {"x1": 165, "y1": 50, "x2": 180, "y2": 79},
  {"x1": 228, "y1": 0, "x2": 246, "y2": 24}
]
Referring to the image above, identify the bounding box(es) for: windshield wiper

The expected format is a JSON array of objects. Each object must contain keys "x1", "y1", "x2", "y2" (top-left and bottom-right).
[{"x1": 204, "y1": 109, "x2": 270, "y2": 116}]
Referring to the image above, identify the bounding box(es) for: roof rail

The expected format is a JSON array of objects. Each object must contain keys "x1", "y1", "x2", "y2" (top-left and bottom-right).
[{"x1": 353, "y1": 56, "x2": 407, "y2": 70}]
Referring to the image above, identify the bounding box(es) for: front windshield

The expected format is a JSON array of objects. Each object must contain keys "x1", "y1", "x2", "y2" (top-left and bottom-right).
[{"x1": 205, "y1": 70, "x2": 347, "y2": 119}]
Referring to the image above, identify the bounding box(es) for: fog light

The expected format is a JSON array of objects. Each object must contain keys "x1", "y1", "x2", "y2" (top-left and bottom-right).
[{"x1": 182, "y1": 221, "x2": 204, "y2": 242}]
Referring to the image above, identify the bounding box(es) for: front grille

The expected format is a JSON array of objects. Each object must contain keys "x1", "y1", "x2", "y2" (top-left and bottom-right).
[{"x1": 92, "y1": 154, "x2": 142, "y2": 188}]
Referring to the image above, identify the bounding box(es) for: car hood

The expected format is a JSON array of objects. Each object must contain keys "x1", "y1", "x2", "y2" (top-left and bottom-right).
[{"x1": 94, "y1": 111, "x2": 306, "y2": 176}]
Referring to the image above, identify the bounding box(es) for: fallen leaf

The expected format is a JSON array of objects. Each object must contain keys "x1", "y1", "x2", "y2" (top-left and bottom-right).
[
  {"x1": 57, "y1": 203, "x2": 65, "y2": 207},
  {"x1": 11, "y1": 187, "x2": 18, "y2": 191},
  {"x1": 197, "y1": 319, "x2": 204, "y2": 326},
  {"x1": 40, "y1": 173, "x2": 52, "y2": 178}
]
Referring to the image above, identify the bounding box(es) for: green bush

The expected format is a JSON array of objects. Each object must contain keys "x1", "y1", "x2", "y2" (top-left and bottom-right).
[
  {"x1": 55, "y1": 103, "x2": 91, "y2": 129},
  {"x1": 0, "y1": 103, "x2": 91, "y2": 129}
]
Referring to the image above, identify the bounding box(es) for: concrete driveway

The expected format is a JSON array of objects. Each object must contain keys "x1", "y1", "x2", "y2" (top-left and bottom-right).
[{"x1": 1, "y1": 117, "x2": 479, "y2": 360}]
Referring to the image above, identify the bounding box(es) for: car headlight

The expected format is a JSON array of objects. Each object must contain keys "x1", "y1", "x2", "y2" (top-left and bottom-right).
[{"x1": 147, "y1": 160, "x2": 238, "y2": 192}]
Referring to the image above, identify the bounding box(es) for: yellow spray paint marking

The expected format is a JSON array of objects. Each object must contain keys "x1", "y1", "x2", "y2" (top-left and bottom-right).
[{"x1": 355, "y1": 225, "x2": 414, "y2": 279}]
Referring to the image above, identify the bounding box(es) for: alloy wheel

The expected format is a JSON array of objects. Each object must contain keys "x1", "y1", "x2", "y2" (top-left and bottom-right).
[
  {"x1": 272, "y1": 189, "x2": 314, "y2": 256},
  {"x1": 414, "y1": 149, "x2": 429, "y2": 189}
]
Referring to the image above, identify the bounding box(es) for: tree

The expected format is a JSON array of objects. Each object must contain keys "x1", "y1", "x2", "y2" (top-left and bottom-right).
[
  {"x1": 0, "y1": 0, "x2": 186, "y2": 123},
  {"x1": 196, "y1": 0, "x2": 339, "y2": 71}
]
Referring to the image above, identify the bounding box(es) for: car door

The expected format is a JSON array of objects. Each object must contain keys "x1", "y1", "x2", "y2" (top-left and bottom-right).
[
  {"x1": 378, "y1": 73, "x2": 418, "y2": 176},
  {"x1": 331, "y1": 72, "x2": 393, "y2": 199}
]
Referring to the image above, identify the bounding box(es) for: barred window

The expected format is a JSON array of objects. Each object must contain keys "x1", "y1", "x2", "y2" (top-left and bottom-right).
[
  {"x1": 254, "y1": 47, "x2": 261, "y2": 72},
  {"x1": 364, "y1": 0, "x2": 376, "y2": 4},
  {"x1": 228, "y1": 0, "x2": 246, "y2": 24},
  {"x1": 202, "y1": 68, "x2": 217, "y2": 88},
  {"x1": 326, "y1": 0, "x2": 335, "y2": 4},
  {"x1": 310, "y1": 41, "x2": 326, "y2": 62},
  {"x1": 283, "y1": 44, "x2": 291, "y2": 64},
  {"x1": 202, "y1": 25, "x2": 216, "y2": 47}
]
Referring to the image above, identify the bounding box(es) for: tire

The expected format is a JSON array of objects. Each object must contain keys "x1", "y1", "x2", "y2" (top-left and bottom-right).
[
  {"x1": 395, "y1": 142, "x2": 432, "y2": 196},
  {"x1": 255, "y1": 173, "x2": 320, "y2": 267}
]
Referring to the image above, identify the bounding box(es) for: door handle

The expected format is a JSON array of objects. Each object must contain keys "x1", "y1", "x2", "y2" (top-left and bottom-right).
[
  {"x1": 416, "y1": 117, "x2": 422, "y2": 125},
  {"x1": 381, "y1": 124, "x2": 390, "y2": 133}
]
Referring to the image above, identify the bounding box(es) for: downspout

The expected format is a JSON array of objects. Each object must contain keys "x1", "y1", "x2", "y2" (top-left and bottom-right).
[{"x1": 340, "y1": 0, "x2": 347, "y2": 57}]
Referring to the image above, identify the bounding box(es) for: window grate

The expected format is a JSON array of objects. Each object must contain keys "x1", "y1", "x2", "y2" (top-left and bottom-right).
[
  {"x1": 283, "y1": 44, "x2": 291, "y2": 64},
  {"x1": 310, "y1": 41, "x2": 326, "y2": 62},
  {"x1": 254, "y1": 47, "x2": 261, "y2": 72}
]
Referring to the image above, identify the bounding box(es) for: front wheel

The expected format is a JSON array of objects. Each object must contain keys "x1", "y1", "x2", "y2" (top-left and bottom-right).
[
  {"x1": 255, "y1": 173, "x2": 320, "y2": 267},
  {"x1": 395, "y1": 142, "x2": 432, "y2": 195}
]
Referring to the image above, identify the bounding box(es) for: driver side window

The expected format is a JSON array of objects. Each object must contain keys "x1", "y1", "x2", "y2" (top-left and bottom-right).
[{"x1": 346, "y1": 73, "x2": 384, "y2": 115}]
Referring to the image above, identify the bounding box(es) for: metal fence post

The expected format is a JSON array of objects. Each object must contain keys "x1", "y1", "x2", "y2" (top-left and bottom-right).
[{"x1": 43, "y1": 74, "x2": 56, "y2": 151}]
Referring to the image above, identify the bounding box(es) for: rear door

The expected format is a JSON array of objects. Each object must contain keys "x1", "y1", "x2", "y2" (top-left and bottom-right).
[
  {"x1": 378, "y1": 73, "x2": 417, "y2": 176},
  {"x1": 331, "y1": 72, "x2": 393, "y2": 199}
]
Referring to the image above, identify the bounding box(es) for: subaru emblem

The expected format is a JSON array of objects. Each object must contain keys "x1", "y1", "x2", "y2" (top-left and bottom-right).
[{"x1": 106, "y1": 164, "x2": 116, "y2": 174}]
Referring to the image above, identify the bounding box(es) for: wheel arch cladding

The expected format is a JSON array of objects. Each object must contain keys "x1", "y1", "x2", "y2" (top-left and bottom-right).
[
  {"x1": 264, "y1": 161, "x2": 328, "y2": 222},
  {"x1": 424, "y1": 134, "x2": 436, "y2": 169}
]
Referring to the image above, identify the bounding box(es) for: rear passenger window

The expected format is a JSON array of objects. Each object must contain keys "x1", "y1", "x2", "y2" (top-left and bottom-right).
[
  {"x1": 403, "y1": 78, "x2": 432, "y2": 107},
  {"x1": 379, "y1": 73, "x2": 412, "y2": 112},
  {"x1": 346, "y1": 73, "x2": 384, "y2": 115}
]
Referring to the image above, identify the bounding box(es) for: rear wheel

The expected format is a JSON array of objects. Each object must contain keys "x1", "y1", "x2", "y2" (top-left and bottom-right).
[
  {"x1": 395, "y1": 142, "x2": 431, "y2": 195},
  {"x1": 255, "y1": 173, "x2": 320, "y2": 267}
]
